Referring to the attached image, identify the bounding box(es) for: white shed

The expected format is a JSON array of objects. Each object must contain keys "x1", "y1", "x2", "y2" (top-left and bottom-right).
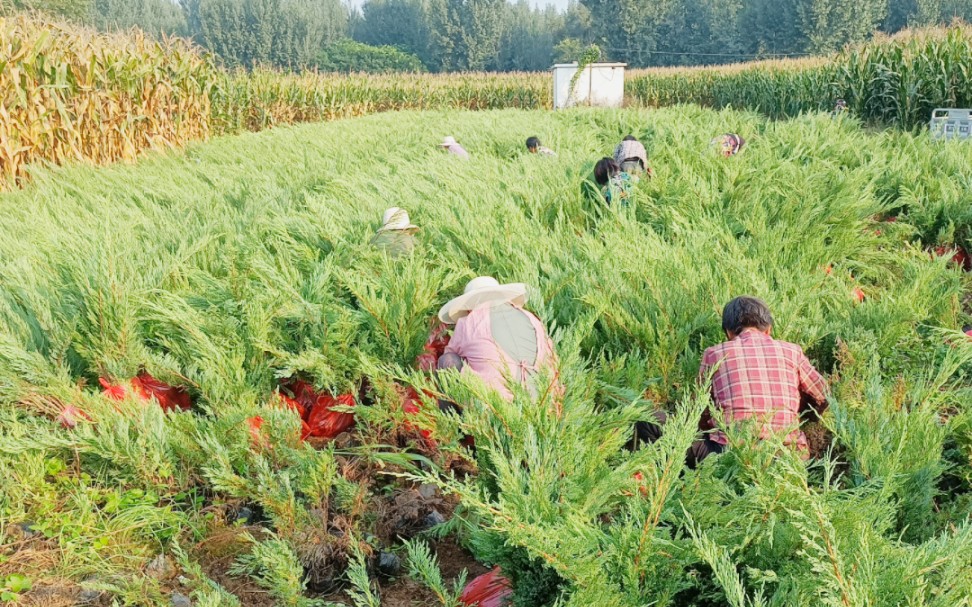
[{"x1": 552, "y1": 62, "x2": 627, "y2": 109}]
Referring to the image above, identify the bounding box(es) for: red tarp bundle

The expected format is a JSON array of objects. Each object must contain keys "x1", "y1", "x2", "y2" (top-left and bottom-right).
[
  {"x1": 283, "y1": 380, "x2": 356, "y2": 440},
  {"x1": 460, "y1": 567, "x2": 513, "y2": 607},
  {"x1": 99, "y1": 371, "x2": 192, "y2": 412}
]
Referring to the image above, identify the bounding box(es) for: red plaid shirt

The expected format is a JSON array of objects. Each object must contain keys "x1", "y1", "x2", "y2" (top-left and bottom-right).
[{"x1": 699, "y1": 329, "x2": 829, "y2": 451}]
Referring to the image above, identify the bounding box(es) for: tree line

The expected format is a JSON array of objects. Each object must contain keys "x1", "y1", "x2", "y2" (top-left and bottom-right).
[{"x1": 4, "y1": 0, "x2": 972, "y2": 71}]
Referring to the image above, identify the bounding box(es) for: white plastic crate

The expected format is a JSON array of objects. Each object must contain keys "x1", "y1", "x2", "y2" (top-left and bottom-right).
[{"x1": 929, "y1": 108, "x2": 972, "y2": 140}]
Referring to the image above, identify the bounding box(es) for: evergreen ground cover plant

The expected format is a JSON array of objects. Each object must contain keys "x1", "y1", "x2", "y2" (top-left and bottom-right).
[{"x1": 0, "y1": 107, "x2": 971, "y2": 605}]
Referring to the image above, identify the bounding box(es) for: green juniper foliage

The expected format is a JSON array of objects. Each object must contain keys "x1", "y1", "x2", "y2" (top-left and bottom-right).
[{"x1": 0, "y1": 107, "x2": 970, "y2": 605}]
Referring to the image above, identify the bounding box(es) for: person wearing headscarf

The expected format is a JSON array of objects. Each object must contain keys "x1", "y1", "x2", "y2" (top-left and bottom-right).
[
  {"x1": 712, "y1": 133, "x2": 746, "y2": 157},
  {"x1": 437, "y1": 277, "x2": 558, "y2": 401},
  {"x1": 371, "y1": 207, "x2": 419, "y2": 258},
  {"x1": 613, "y1": 135, "x2": 652, "y2": 179}
]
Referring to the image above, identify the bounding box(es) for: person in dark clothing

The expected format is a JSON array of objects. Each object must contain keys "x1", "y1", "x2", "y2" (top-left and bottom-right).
[
  {"x1": 526, "y1": 137, "x2": 555, "y2": 156},
  {"x1": 593, "y1": 157, "x2": 632, "y2": 206}
]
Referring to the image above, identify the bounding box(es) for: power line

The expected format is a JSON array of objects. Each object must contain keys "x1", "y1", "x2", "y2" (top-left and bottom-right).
[{"x1": 599, "y1": 46, "x2": 811, "y2": 60}]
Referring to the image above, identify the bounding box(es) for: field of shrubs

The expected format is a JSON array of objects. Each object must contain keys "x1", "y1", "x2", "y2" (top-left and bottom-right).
[{"x1": 0, "y1": 105, "x2": 970, "y2": 605}]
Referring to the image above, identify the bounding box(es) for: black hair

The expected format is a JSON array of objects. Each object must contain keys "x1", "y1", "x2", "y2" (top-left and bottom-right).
[
  {"x1": 437, "y1": 352, "x2": 464, "y2": 371},
  {"x1": 526, "y1": 136, "x2": 541, "y2": 151},
  {"x1": 722, "y1": 296, "x2": 773, "y2": 335},
  {"x1": 594, "y1": 157, "x2": 620, "y2": 186},
  {"x1": 622, "y1": 135, "x2": 638, "y2": 141},
  {"x1": 964, "y1": 324, "x2": 972, "y2": 333}
]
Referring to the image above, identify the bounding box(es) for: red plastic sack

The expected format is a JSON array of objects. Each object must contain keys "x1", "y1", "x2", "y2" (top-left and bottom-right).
[
  {"x1": 932, "y1": 245, "x2": 972, "y2": 271},
  {"x1": 272, "y1": 392, "x2": 311, "y2": 440},
  {"x1": 460, "y1": 568, "x2": 513, "y2": 607},
  {"x1": 305, "y1": 393, "x2": 356, "y2": 439},
  {"x1": 247, "y1": 416, "x2": 265, "y2": 448},
  {"x1": 402, "y1": 387, "x2": 435, "y2": 443},
  {"x1": 417, "y1": 322, "x2": 452, "y2": 371},
  {"x1": 99, "y1": 372, "x2": 192, "y2": 412},
  {"x1": 274, "y1": 392, "x2": 306, "y2": 419},
  {"x1": 280, "y1": 380, "x2": 356, "y2": 440}
]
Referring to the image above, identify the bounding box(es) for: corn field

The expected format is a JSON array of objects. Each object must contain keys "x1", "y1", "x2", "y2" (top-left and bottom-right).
[
  {"x1": 0, "y1": 15, "x2": 214, "y2": 188},
  {"x1": 628, "y1": 26, "x2": 972, "y2": 129}
]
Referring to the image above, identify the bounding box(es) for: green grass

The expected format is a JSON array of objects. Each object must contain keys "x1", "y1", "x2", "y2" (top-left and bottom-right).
[{"x1": 0, "y1": 107, "x2": 971, "y2": 606}]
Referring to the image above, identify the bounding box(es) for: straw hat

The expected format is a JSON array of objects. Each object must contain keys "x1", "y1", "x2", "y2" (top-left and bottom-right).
[
  {"x1": 438, "y1": 277, "x2": 528, "y2": 324},
  {"x1": 378, "y1": 207, "x2": 418, "y2": 232},
  {"x1": 440, "y1": 136, "x2": 459, "y2": 147}
]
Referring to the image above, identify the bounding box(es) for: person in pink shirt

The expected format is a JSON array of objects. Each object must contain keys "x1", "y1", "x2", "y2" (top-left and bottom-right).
[
  {"x1": 439, "y1": 135, "x2": 470, "y2": 159},
  {"x1": 436, "y1": 277, "x2": 557, "y2": 401}
]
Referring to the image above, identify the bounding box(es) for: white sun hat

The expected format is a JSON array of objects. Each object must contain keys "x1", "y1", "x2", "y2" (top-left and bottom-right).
[
  {"x1": 378, "y1": 207, "x2": 418, "y2": 232},
  {"x1": 438, "y1": 276, "x2": 528, "y2": 324},
  {"x1": 440, "y1": 136, "x2": 459, "y2": 147}
]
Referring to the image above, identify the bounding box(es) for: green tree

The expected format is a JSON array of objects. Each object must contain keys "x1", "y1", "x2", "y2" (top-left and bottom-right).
[
  {"x1": 941, "y1": 0, "x2": 972, "y2": 21},
  {"x1": 0, "y1": 0, "x2": 92, "y2": 20},
  {"x1": 798, "y1": 0, "x2": 888, "y2": 53},
  {"x1": 580, "y1": 0, "x2": 678, "y2": 67},
  {"x1": 426, "y1": 0, "x2": 506, "y2": 70},
  {"x1": 87, "y1": 0, "x2": 187, "y2": 37},
  {"x1": 496, "y1": 1, "x2": 562, "y2": 71},
  {"x1": 654, "y1": 0, "x2": 744, "y2": 66},
  {"x1": 353, "y1": 0, "x2": 431, "y2": 66},
  {"x1": 316, "y1": 39, "x2": 425, "y2": 72},
  {"x1": 738, "y1": 0, "x2": 806, "y2": 55},
  {"x1": 185, "y1": 0, "x2": 348, "y2": 69}
]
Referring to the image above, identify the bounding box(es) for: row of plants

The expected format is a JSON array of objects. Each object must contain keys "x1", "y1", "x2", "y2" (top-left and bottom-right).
[{"x1": 0, "y1": 106, "x2": 970, "y2": 605}]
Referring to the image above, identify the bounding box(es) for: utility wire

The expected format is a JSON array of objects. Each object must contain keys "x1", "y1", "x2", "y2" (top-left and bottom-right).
[{"x1": 598, "y1": 46, "x2": 811, "y2": 60}]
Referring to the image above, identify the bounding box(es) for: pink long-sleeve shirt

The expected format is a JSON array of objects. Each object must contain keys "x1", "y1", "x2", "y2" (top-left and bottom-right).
[{"x1": 445, "y1": 303, "x2": 557, "y2": 401}]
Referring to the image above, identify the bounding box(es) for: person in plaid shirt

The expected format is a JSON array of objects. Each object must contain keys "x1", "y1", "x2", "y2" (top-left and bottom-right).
[
  {"x1": 698, "y1": 296, "x2": 829, "y2": 460},
  {"x1": 632, "y1": 296, "x2": 829, "y2": 467}
]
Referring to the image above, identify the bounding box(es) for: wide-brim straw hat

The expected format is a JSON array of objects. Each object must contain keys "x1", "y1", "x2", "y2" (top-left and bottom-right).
[
  {"x1": 378, "y1": 207, "x2": 418, "y2": 232},
  {"x1": 438, "y1": 276, "x2": 528, "y2": 324},
  {"x1": 440, "y1": 136, "x2": 458, "y2": 147}
]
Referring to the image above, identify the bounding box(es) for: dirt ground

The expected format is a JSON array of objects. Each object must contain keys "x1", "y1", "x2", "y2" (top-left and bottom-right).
[{"x1": 314, "y1": 539, "x2": 489, "y2": 607}]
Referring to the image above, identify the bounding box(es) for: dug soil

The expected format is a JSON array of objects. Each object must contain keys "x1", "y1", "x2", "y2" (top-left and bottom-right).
[{"x1": 312, "y1": 539, "x2": 489, "y2": 607}]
